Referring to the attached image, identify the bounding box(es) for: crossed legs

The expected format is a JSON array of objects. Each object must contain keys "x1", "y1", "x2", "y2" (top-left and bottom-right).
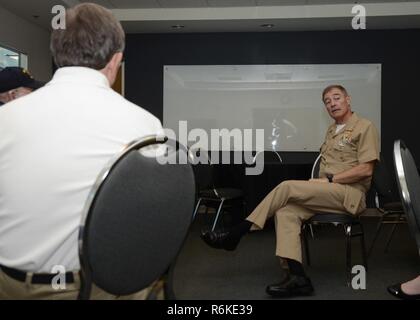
[
  {"x1": 201, "y1": 179, "x2": 357, "y2": 297},
  {"x1": 246, "y1": 180, "x2": 350, "y2": 261}
]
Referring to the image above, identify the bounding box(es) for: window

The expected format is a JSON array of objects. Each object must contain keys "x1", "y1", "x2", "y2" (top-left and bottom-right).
[{"x1": 0, "y1": 45, "x2": 28, "y2": 69}]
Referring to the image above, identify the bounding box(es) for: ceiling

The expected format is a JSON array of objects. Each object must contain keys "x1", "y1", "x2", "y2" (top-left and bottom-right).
[{"x1": 0, "y1": 0, "x2": 420, "y2": 33}]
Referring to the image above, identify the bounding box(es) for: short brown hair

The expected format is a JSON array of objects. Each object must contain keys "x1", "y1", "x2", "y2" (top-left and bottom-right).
[
  {"x1": 50, "y1": 3, "x2": 125, "y2": 70},
  {"x1": 322, "y1": 85, "x2": 348, "y2": 102}
]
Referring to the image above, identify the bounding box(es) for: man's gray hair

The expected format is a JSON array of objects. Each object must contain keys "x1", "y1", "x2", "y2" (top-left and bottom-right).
[
  {"x1": 50, "y1": 3, "x2": 125, "y2": 70},
  {"x1": 322, "y1": 85, "x2": 348, "y2": 102}
]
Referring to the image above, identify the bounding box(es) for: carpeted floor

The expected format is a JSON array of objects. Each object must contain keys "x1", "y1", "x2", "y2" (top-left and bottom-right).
[{"x1": 171, "y1": 213, "x2": 419, "y2": 300}]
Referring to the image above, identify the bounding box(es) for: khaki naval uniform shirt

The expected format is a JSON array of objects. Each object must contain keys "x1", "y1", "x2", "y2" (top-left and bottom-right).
[{"x1": 319, "y1": 112, "x2": 380, "y2": 213}]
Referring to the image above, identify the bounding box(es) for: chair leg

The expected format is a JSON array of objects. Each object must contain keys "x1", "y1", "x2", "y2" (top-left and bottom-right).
[
  {"x1": 303, "y1": 225, "x2": 313, "y2": 266},
  {"x1": 345, "y1": 225, "x2": 352, "y2": 287},
  {"x1": 211, "y1": 199, "x2": 225, "y2": 231},
  {"x1": 192, "y1": 198, "x2": 202, "y2": 221},
  {"x1": 302, "y1": 224, "x2": 311, "y2": 266},
  {"x1": 77, "y1": 271, "x2": 92, "y2": 300},
  {"x1": 384, "y1": 215, "x2": 401, "y2": 253},
  {"x1": 367, "y1": 215, "x2": 384, "y2": 257},
  {"x1": 308, "y1": 224, "x2": 315, "y2": 239},
  {"x1": 163, "y1": 263, "x2": 176, "y2": 300},
  {"x1": 200, "y1": 206, "x2": 211, "y2": 232},
  {"x1": 359, "y1": 222, "x2": 368, "y2": 271}
]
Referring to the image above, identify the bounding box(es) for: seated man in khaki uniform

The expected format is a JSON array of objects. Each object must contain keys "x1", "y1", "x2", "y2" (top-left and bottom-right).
[{"x1": 201, "y1": 84, "x2": 380, "y2": 298}]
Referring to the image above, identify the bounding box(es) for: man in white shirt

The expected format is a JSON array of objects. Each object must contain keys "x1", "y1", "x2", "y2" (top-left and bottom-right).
[{"x1": 0, "y1": 3, "x2": 163, "y2": 299}]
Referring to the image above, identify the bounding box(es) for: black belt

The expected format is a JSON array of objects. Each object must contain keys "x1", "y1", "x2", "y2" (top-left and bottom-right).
[{"x1": 0, "y1": 265, "x2": 75, "y2": 284}]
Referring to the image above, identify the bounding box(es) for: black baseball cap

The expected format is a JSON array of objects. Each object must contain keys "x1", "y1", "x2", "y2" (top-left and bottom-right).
[{"x1": 0, "y1": 67, "x2": 45, "y2": 93}]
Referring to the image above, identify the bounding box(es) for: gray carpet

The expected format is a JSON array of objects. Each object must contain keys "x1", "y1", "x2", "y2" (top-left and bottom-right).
[{"x1": 171, "y1": 214, "x2": 419, "y2": 300}]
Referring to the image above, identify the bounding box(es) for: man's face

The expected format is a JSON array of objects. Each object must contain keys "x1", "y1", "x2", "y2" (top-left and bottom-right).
[
  {"x1": 0, "y1": 87, "x2": 33, "y2": 104},
  {"x1": 11, "y1": 87, "x2": 33, "y2": 100},
  {"x1": 0, "y1": 91, "x2": 11, "y2": 103},
  {"x1": 323, "y1": 88, "x2": 352, "y2": 122}
]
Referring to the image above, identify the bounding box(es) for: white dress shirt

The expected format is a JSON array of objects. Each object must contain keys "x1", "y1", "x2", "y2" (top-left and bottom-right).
[{"x1": 0, "y1": 67, "x2": 164, "y2": 272}]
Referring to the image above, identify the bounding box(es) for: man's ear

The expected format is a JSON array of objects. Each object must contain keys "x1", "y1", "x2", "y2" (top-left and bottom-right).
[
  {"x1": 110, "y1": 52, "x2": 123, "y2": 70},
  {"x1": 346, "y1": 95, "x2": 351, "y2": 106},
  {"x1": 104, "y1": 52, "x2": 123, "y2": 86}
]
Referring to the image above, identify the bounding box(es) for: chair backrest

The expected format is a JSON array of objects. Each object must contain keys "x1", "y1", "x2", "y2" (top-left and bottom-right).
[
  {"x1": 372, "y1": 155, "x2": 397, "y2": 206},
  {"x1": 78, "y1": 135, "x2": 196, "y2": 298},
  {"x1": 188, "y1": 148, "x2": 223, "y2": 199},
  {"x1": 311, "y1": 154, "x2": 322, "y2": 179},
  {"x1": 393, "y1": 139, "x2": 420, "y2": 256},
  {"x1": 312, "y1": 153, "x2": 385, "y2": 190},
  {"x1": 252, "y1": 150, "x2": 283, "y2": 164},
  {"x1": 311, "y1": 153, "x2": 379, "y2": 209},
  {"x1": 188, "y1": 148, "x2": 213, "y2": 190}
]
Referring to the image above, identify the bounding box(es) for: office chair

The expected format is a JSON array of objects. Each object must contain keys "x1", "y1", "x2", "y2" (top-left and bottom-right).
[
  {"x1": 368, "y1": 157, "x2": 405, "y2": 257},
  {"x1": 393, "y1": 140, "x2": 420, "y2": 256},
  {"x1": 77, "y1": 135, "x2": 196, "y2": 299},
  {"x1": 190, "y1": 148, "x2": 244, "y2": 232},
  {"x1": 301, "y1": 154, "x2": 368, "y2": 285}
]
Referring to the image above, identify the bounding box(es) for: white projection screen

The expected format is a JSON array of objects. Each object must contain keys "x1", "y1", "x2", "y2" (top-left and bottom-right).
[{"x1": 163, "y1": 64, "x2": 381, "y2": 152}]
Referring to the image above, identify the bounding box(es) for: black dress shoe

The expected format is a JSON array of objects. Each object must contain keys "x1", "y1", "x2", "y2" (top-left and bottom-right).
[
  {"x1": 200, "y1": 231, "x2": 239, "y2": 251},
  {"x1": 273, "y1": 271, "x2": 290, "y2": 285},
  {"x1": 266, "y1": 275, "x2": 314, "y2": 298},
  {"x1": 387, "y1": 283, "x2": 420, "y2": 300}
]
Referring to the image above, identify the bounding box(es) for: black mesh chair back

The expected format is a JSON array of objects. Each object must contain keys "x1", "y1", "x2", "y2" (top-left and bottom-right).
[
  {"x1": 373, "y1": 157, "x2": 397, "y2": 205},
  {"x1": 78, "y1": 136, "x2": 196, "y2": 299},
  {"x1": 188, "y1": 148, "x2": 215, "y2": 196},
  {"x1": 302, "y1": 153, "x2": 368, "y2": 285},
  {"x1": 393, "y1": 140, "x2": 420, "y2": 256},
  {"x1": 190, "y1": 148, "x2": 244, "y2": 231},
  {"x1": 368, "y1": 155, "x2": 405, "y2": 256}
]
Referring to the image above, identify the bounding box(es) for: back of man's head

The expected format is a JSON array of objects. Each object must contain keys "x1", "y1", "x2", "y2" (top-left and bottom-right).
[{"x1": 50, "y1": 3, "x2": 125, "y2": 70}]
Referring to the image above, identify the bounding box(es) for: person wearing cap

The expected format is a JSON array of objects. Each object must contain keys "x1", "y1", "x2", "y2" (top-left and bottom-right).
[
  {"x1": 0, "y1": 67, "x2": 45, "y2": 106},
  {"x1": 0, "y1": 3, "x2": 163, "y2": 299}
]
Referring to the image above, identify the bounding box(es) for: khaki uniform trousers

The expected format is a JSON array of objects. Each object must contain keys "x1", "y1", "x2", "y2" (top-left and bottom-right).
[
  {"x1": 246, "y1": 180, "x2": 365, "y2": 263},
  {"x1": 0, "y1": 269, "x2": 163, "y2": 300}
]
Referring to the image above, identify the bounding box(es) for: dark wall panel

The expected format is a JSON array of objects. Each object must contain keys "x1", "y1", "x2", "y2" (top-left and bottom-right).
[{"x1": 125, "y1": 29, "x2": 420, "y2": 173}]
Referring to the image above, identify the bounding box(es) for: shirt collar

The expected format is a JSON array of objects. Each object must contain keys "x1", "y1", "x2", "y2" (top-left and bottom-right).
[
  {"x1": 342, "y1": 112, "x2": 359, "y2": 131},
  {"x1": 328, "y1": 112, "x2": 359, "y2": 136},
  {"x1": 47, "y1": 67, "x2": 110, "y2": 89}
]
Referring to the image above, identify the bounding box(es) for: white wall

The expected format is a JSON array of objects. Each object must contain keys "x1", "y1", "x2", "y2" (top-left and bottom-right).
[
  {"x1": 164, "y1": 64, "x2": 381, "y2": 152},
  {"x1": 0, "y1": 6, "x2": 52, "y2": 81}
]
